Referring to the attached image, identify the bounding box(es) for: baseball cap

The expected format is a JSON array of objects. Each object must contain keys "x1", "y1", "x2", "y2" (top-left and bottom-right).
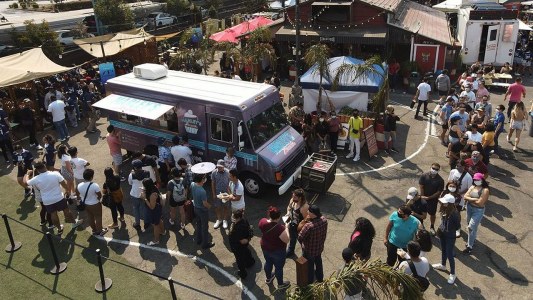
[
  {"x1": 132, "y1": 159, "x2": 143, "y2": 169},
  {"x1": 216, "y1": 159, "x2": 225, "y2": 168},
  {"x1": 473, "y1": 173, "x2": 484, "y2": 180},
  {"x1": 23, "y1": 98, "x2": 31, "y2": 103},
  {"x1": 406, "y1": 187, "x2": 418, "y2": 200},
  {"x1": 439, "y1": 194, "x2": 456, "y2": 204},
  {"x1": 308, "y1": 205, "x2": 322, "y2": 218}
]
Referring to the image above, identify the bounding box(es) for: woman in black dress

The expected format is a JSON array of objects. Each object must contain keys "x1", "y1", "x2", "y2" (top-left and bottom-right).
[
  {"x1": 142, "y1": 178, "x2": 164, "y2": 246},
  {"x1": 229, "y1": 209, "x2": 255, "y2": 279},
  {"x1": 103, "y1": 167, "x2": 125, "y2": 229},
  {"x1": 348, "y1": 217, "x2": 376, "y2": 261}
]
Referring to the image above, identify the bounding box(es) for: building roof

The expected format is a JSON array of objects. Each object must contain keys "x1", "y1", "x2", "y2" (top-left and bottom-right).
[
  {"x1": 358, "y1": 0, "x2": 402, "y2": 12},
  {"x1": 275, "y1": 26, "x2": 387, "y2": 44},
  {"x1": 388, "y1": 0, "x2": 454, "y2": 45}
]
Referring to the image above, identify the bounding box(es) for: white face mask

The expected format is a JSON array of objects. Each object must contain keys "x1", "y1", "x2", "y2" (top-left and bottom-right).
[
  {"x1": 474, "y1": 180, "x2": 482, "y2": 186},
  {"x1": 331, "y1": 115, "x2": 337, "y2": 119},
  {"x1": 319, "y1": 118, "x2": 324, "y2": 122},
  {"x1": 430, "y1": 168, "x2": 438, "y2": 175},
  {"x1": 466, "y1": 88, "x2": 471, "y2": 92},
  {"x1": 448, "y1": 187, "x2": 457, "y2": 193}
]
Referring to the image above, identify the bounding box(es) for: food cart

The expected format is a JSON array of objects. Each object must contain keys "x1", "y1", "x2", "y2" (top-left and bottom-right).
[{"x1": 300, "y1": 153, "x2": 337, "y2": 194}]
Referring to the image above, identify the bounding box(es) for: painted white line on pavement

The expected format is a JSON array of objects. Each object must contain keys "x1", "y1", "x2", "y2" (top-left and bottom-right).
[
  {"x1": 336, "y1": 105, "x2": 438, "y2": 176},
  {"x1": 99, "y1": 236, "x2": 258, "y2": 300}
]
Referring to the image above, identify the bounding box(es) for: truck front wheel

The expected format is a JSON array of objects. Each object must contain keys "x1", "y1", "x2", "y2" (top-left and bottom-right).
[{"x1": 241, "y1": 173, "x2": 264, "y2": 197}]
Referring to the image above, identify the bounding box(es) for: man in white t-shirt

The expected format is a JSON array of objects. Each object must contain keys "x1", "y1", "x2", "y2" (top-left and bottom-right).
[
  {"x1": 448, "y1": 160, "x2": 472, "y2": 237},
  {"x1": 23, "y1": 162, "x2": 81, "y2": 235},
  {"x1": 227, "y1": 169, "x2": 245, "y2": 212},
  {"x1": 76, "y1": 168, "x2": 107, "y2": 236},
  {"x1": 170, "y1": 135, "x2": 193, "y2": 166},
  {"x1": 47, "y1": 95, "x2": 70, "y2": 141},
  {"x1": 414, "y1": 77, "x2": 432, "y2": 119},
  {"x1": 465, "y1": 124, "x2": 482, "y2": 144},
  {"x1": 398, "y1": 241, "x2": 430, "y2": 277},
  {"x1": 68, "y1": 146, "x2": 90, "y2": 185},
  {"x1": 460, "y1": 85, "x2": 476, "y2": 109}
]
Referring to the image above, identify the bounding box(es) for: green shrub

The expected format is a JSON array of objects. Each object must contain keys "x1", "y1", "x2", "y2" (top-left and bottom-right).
[
  {"x1": 20, "y1": 2, "x2": 26, "y2": 9},
  {"x1": 11, "y1": 2, "x2": 19, "y2": 8},
  {"x1": 32, "y1": 2, "x2": 38, "y2": 8},
  {"x1": 55, "y1": 0, "x2": 93, "y2": 11}
]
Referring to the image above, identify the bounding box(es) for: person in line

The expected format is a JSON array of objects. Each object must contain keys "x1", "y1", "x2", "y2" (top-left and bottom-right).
[
  {"x1": 481, "y1": 123, "x2": 496, "y2": 165},
  {"x1": 103, "y1": 167, "x2": 125, "y2": 229},
  {"x1": 24, "y1": 162, "x2": 82, "y2": 235},
  {"x1": 448, "y1": 160, "x2": 472, "y2": 237},
  {"x1": 398, "y1": 242, "x2": 430, "y2": 285},
  {"x1": 436, "y1": 69, "x2": 451, "y2": 104},
  {"x1": 42, "y1": 134, "x2": 57, "y2": 171},
  {"x1": 132, "y1": 151, "x2": 160, "y2": 187},
  {"x1": 397, "y1": 229, "x2": 432, "y2": 260},
  {"x1": 192, "y1": 173, "x2": 215, "y2": 249},
  {"x1": 492, "y1": 105, "x2": 506, "y2": 155},
  {"x1": 157, "y1": 137, "x2": 173, "y2": 185},
  {"x1": 106, "y1": 125, "x2": 125, "y2": 181},
  {"x1": 288, "y1": 102, "x2": 305, "y2": 133},
  {"x1": 47, "y1": 95, "x2": 70, "y2": 142},
  {"x1": 0, "y1": 102, "x2": 10, "y2": 127},
  {"x1": 419, "y1": 163, "x2": 445, "y2": 235},
  {"x1": 475, "y1": 95, "x2": 493, "y2": 118},
  {"x1": 507, "y1": 101, "x2": 528, "y2": 151},
  {"x1": 259, "y1": 206, "x2": 290, "y2": 288},
  {"x1": 503, "y1": 77, "x2": 526, "y2": 120},
  {"x1": 449, "y1": 103, "x2": 470, "y2": 132},
  {"x1": 285, "y1": 188, "x2": 309, "y2": 257},
  {"x1": 14, "y1": 144, "x2": 34, "y2": 197},
  {"x1": 432, "y1": 194, "x2": 461, "y2": 284},
  {"x1": 85, "y1": 90, "x2": 99, "y2": 133},
  {"x1": 142, "y1": 178, "x2": 164, "y2": 246},
  {"x1": 339, "y1": 247, "x2": 364, "y2": 300},
  {"x1": 28, "y1": 168, "x2": 52, "y2": 228},
  {"x1": 471, "y1": 108, "x2": 489, "y2": 132},
  {"x1": 227, "y1": 169, "x2": 245, "y2": 212},
  {"x1": 76, "y1": 169, "x2": 107, "y2": 236},
  {"x1": 68, "y1": 147, "x2": 90, "y2": 188},
  {"x1": 383, "y1": 105, "x2": 400, "y2": 154},
  {"x1": 327, "y1": 111, "x2": 342, "y2": 155},
  {"x1": 463, "y1": 173, "x2": 490, "y2": 254},
  {"x1": 211, "y1": 160, "x2": 231, "y2": 230},
  {"x1": 346, "y1": 109, "x2": 363, "y2": 162},
  {"x1": 57, "y1": 144, "x2": 75, "y2": 202},
  {"x1": 315, "y1": 111, "x2": 330, "y2": 152},
  {"x1": 475, "y1": 80, "x2": 490, "y2": 104},
  {"x1": 171, "y1": 135, "x2": 193, "y2": 166},
  {"x1": 405, "y1": 187, "x2": 428, "y2": 225},
  {"x1": 229, "y1": 209, "x2": 255, "y2": 279},
  {"x1": 0, "y1": 122, "x2": 14, "y2": 164},
  {"x1": 177, "y1": 158, "x2": 194, "y2": 197},
  {"x1": 465, "y1": 150, "x2": 488, "y2": 178},
  {"x1": 348, "y1": 217, "x2": 376, "y2": 261},
  {"x1": 298, "y1": 205, "x2": 328, "y2": 284},
  {"x1": 167, "y1": 168, "x2": 187, "y2": 229},
  {"x1": 465, "y1": 124, "x2": 483, "y2": 144},
  {"x1": 18, "y1": 98, "x2": 41, "y2": 149},
  {"x1": 413, "y1": 77, "x2": 432, "y2": 119},
  {"x1": 128, "y1": 159, "x2": 150, "y2": 229},
  {"x1": 224, "y1": 146, "x2": 238, "y2": 171},
  {"x1": 384, "y1": 205, "x2": 421, "y2": 266}
]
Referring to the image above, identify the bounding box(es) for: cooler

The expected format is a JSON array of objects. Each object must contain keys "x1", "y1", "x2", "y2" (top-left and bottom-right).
[{"x1": 300, "y1": 153, "x2": 337, "y2": 194}]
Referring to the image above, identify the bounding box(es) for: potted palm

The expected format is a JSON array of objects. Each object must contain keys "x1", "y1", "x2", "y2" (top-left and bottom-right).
[{"x1": 240, "y1": 26, "x2": 277, "y2": 82}]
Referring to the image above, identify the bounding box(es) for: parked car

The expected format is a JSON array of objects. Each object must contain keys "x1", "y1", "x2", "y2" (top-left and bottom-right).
[
  {"x1": 146, "y1": 12, "x2": 177, "y2": 27},
  {"x1": 56, "y1": 30, "x2": 94, "y2": 46}
]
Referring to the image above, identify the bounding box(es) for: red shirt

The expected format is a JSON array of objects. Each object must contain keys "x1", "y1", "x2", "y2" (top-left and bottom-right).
[
  {"x1": 507, "y1": 83, "x2": 525, "y2": 102},
  {"x1": 106, "y1": 133, "x2": 121, "y2": 155},
  {"x1": 259, "y1": 218, "x2": 286, "y2": 252},
  {"x1": 465, "y1": 158, "x2": 488, "y2": 177},
  {"x1": 389, "y1": 62, "x2": 400, "y2": 75}
]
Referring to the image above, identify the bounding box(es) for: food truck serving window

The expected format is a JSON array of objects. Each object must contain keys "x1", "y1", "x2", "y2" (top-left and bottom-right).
[
  {"x1": 246, "y1": 102, "x2": 289, "y2": 149},
  {"x1": 211, "y1": 117, "x2": 233, "y2": 143}
]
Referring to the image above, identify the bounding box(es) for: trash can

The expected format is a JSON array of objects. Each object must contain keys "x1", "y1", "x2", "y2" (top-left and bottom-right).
[
  {"x1": 408, "y1": 72, "x2": 420, "y2": 94},
  {"x1": 529, "y1": 112, "x2": 533, "y2": 137}
]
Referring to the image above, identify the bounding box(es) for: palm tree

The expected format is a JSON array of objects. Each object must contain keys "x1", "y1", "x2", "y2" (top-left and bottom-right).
[
  {"x1": 177, "y1": 28, "x2": 216, "y2": 75},
  {"x1": 303, "y1": 43, "x2": 330, "y2": 113},
  {"x1": 286, "y1": 259, "x2": 423, "y2": 300},
  {"x1": 240, "y1": 26, "x2": 277, "y2": 82},
  {"x1": 333, "y1": 55, "x2": 389, "y2": 116}
]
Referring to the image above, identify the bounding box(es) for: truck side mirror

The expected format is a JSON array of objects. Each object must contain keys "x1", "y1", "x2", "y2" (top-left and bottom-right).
[
  {"x1": 239, "y1": 141, "x2": 245, "y2": 149},
  {"x1": 238, "y1": 121, "x2": 244, "y2": 151}
]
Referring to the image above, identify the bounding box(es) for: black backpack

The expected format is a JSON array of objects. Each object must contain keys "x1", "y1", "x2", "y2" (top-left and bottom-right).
[{"x1": 407, "y1": 260, "x2": 430, "y2": 292}]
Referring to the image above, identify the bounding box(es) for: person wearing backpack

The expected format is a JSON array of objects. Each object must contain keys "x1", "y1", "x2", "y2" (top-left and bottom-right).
[
  {"x1": 398, "y1": 241, "x2": 430, "y2": 292},
  {"x1": 166, "y1": 167, "x2": 187, "y2": 229},
  {"x1": 211, "y1": 160, "x2": 231, "y2": 230}
]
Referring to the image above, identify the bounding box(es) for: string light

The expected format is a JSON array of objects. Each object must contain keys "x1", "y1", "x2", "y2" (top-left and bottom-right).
[{"x1": 286, "y1": 9, "x2": 386, "y2": 30}]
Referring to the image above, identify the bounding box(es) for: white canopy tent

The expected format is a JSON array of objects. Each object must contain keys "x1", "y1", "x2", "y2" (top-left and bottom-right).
[
  {"x1": 0, "y1": 47, "x2": 73, "y2": 87},
  {"x1": 518, "y1": 19, "x2": 533, "y2": 31},
  {"x1": 92, "y1": 94, "x2": 173, "y2": 120},
  {"x1": 74, "y1": 28, "x2": 154, "y2": 58}
]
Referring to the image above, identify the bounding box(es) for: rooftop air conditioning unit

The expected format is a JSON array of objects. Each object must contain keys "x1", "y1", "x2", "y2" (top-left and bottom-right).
[{"x1": 133, "y1": 63, "x2": 168, "y2": 80}]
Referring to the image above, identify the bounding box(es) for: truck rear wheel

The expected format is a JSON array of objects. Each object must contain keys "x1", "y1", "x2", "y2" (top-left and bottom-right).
[{"x1": 241, "y1": 173, "x2": 264, "y2": 197}]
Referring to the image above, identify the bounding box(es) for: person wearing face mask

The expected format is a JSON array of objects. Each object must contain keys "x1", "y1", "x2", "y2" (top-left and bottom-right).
[
  {"x1": 464, "y1": 151, "x2": 488, "y2": 178},
  {"x1": 346, "y1": 109, "x2": 363, "y2": 162},
  {"x1": 448, "y1": 160, "x2": 473, "y2": 237},
  {"x1": 463, "y1": 173, "x2": 490, "y2": 254},
  {"x1": 227, "y1": 169, "x2": 245, "y2": 212},
  {"x1": 315, "y1": 111, "x2": 330, "y2": 152},
  {"x1": 460, "y1": 84, "x2": 476, "y2": 110},
  {"x1": 327, "y1": 111, "x2": 342, "y2": 155},
  {"x1": 449, "y1": 103, "x2": 470, "y2": 132},
  {"x1": 419, "y1": 163, "x2": 445, "y2": 235},
  {"x1": 284, "y1": 188, "x2": 309, "y2": 258},
  {"x1": 192, "y1": 173, "x2": 215, "y2": 249},
  {"x1": 383, "y1": 205, "x2": 421, "y2": 266},
  {"x1": 383, "y1": 105, "x2": 400, "y2": 154},
  {"x1": 228, "y1": 209, "x2": 255, "y2": 279},
  {"x1": 405, "y1": 187, "x2": 428, "y2": 225},
  {"x1": 432, "y1": 194, "x2": 461, "y2": 284}
]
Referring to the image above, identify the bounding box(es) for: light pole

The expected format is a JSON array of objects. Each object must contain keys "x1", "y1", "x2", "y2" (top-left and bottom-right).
[{"x1": 289, "y1": 0, "x2": 303, "y2": 107}]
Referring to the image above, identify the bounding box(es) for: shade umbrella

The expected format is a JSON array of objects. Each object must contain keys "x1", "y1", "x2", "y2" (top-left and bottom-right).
[
  {"x1": 209, "y1": 29, "x2": 239, "y2": 43},
  {"x1": 248, "y1": 16, "x2": 273, "y2": 29},
  {"x1": 191, "y1": 162, "x2": 216, "y2": 174}
]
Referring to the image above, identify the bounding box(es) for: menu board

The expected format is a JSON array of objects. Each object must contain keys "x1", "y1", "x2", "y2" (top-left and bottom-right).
[{"x1": 363, "y1": 125, "x2": 378, "y2": 158}]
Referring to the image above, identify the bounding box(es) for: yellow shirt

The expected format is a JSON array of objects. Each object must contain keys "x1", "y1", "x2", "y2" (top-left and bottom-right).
[
  {"x1": 349, "y1": 116, "x2": 363, "y2": 139},
  {"x1": 482, "y1": 131, "x2": 495, "y2": 147}
]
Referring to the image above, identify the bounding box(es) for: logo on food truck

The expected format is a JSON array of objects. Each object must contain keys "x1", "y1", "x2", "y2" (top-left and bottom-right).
[
  {"x1": 182, "y1": 110, "x2": 201, "y2": 134},
  {"x1": 267, "y1": 131, "x2": 296, "y2": 156}
]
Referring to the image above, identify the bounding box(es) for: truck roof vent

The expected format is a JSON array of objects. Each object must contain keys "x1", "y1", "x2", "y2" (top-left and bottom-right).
[{"x1": 133, "y1": 63, "x2": 168, "y2": 80}]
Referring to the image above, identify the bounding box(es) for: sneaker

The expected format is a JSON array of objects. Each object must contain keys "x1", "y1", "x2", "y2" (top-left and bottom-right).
[
  {"x1": 391, "y1": 148, "x2": 399, "y2": 153},
  {"x1": 57, "y1": 224, "x2": 64, "y2": 235},
  {"x1": 108, "y1": 223, "x2": 119, "y2": 229},
  {"x1": 223, "y1": 220, "x2": 228, "y2": 229},
  {"x1": 58, "y1": 138, "x2": 65, "y2": 142},
  {"x1": 99, "y1": 228, "x2": 108, "y2": 236},
  {"x1": 455, "y1": 229, "x2": 461, "y2": 238},
  {"x1": 169, "y1": 218, "x2": 175, "y2": 225},
  {"x1": 430, "y1": 228, "x2": 436, "y2": 236},
  {"x1": 384, "y1": 149, "x2": 391, "y2": 154},
  {"x1": 214, "y1": 219, "x2": 221, "y2": 229},
  {"x1": 265, "y1": 274, "x2": 275, "y2": 284},
  {"x1": 30, "y1": 143, "x2": 36, "y2": 147},
  {"x1": 201, "y1": 242, "x2": 215, "y2": 249},
  {"x1": 506, "y1": 135, "x2": 511, "y2": 142},
  {"x1": 462, "y1": 247, "x2": 472, "y2": 254},
  {"x1": 353, "y1": 156, "x2": 360, "y2": 162},
  {"x1": 47, "y1": 224, "x2": 55, "y2": 230},
  {"x1": 120, "y1": 176, "x2": 126, "y2": 182},
  {"x1": 432, "y1": 263, "x2": 447, "y2": 271},
  {"x1": 36, "y1": 145, "x2": 43, "y2": 150},
  {"x1": 119, "y1": 217, "x2": 125, "y2": 222},
  {"x1": 66, "y1": 136, "x2": 71, "y2": 139},
  {"x1": 278, "y1": 281, "x2": 290, "y2": 289},
  {"x1": 147, "y1": 241, "x2": 159, "y2": 246},
  {"x1": 72, "y1": 218, "x2": 83, "y2": 229},
  {"x1": 447, "y1": 274, "x2": 457, "y2": 284},
  {"x1": 345, "y1": 154, "x2": 354, "y2": 159}
]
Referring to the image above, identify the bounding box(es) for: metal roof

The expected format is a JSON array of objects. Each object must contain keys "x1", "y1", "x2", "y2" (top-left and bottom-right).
[{"x1": 358, "y1": 0, "x2": 402, "y2": 12}]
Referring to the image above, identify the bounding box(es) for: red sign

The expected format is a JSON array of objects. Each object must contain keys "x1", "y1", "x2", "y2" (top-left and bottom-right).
[{"x1": 363, "y1": 125, "x2": 378, "y2": 158}]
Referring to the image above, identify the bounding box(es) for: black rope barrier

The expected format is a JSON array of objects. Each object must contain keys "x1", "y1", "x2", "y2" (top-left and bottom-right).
[
  {"x1": 2, "y1": 214, "x2": 22, "y2": 253},
  {"x1": 45, "y1": 232, "x2": 67, "y2": 275}
]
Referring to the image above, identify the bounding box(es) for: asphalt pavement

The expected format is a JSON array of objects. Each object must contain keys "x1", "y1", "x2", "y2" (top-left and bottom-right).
[{"x1": 0, "y1": 73, "x2": 532, "y2": 299}]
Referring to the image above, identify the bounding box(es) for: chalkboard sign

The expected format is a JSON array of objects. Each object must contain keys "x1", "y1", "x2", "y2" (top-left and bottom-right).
[{"x1": 363, "y1": 125, "x2": 378, "y2": 158}]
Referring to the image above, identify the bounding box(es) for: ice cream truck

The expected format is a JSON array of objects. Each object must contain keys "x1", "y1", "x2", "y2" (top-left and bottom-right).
[{"x1": 94, "y1": 63, "x2": 307, "y2": 196}]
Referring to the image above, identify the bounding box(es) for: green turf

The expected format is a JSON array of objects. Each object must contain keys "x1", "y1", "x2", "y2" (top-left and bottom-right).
[{"x1": 0, "y1": 176, "x2": 173, "y2": 299}]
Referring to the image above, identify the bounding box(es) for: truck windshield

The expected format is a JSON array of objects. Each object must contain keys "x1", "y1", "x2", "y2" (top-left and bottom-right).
[{"x1": 246, "y1": 102, "x2": 290, "y2": 149}]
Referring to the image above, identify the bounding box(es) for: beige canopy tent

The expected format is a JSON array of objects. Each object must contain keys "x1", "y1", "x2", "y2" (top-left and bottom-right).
[
  {"x1": 0, "y1": 47, "x2": 73, "y2": 87},
  {"x1": 75, "y1": 28, "x2": 155, "y2": 58}
]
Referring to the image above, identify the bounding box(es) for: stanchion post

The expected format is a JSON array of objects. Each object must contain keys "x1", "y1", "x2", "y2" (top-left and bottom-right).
[
  {"x1": 2, "y1": 214, "x2": 22, "y2": 253},
  {"x1": 45, "y1": 232, "x2": 67, "y2": 274},
  {"x1": 95, "y1": 249, "x2": 112, "y2": 292},
  {"x1": 168, "y1": 277, "x2": 177, "y2": 300}
]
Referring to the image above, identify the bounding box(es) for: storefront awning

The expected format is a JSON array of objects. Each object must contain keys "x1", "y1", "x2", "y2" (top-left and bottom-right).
[
  {"x1": 93, "y1": 94, "x2": 173, "y2": 120},
  {"x1": 275, "y1": 27, "x2": 386, "y2": 45}
]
